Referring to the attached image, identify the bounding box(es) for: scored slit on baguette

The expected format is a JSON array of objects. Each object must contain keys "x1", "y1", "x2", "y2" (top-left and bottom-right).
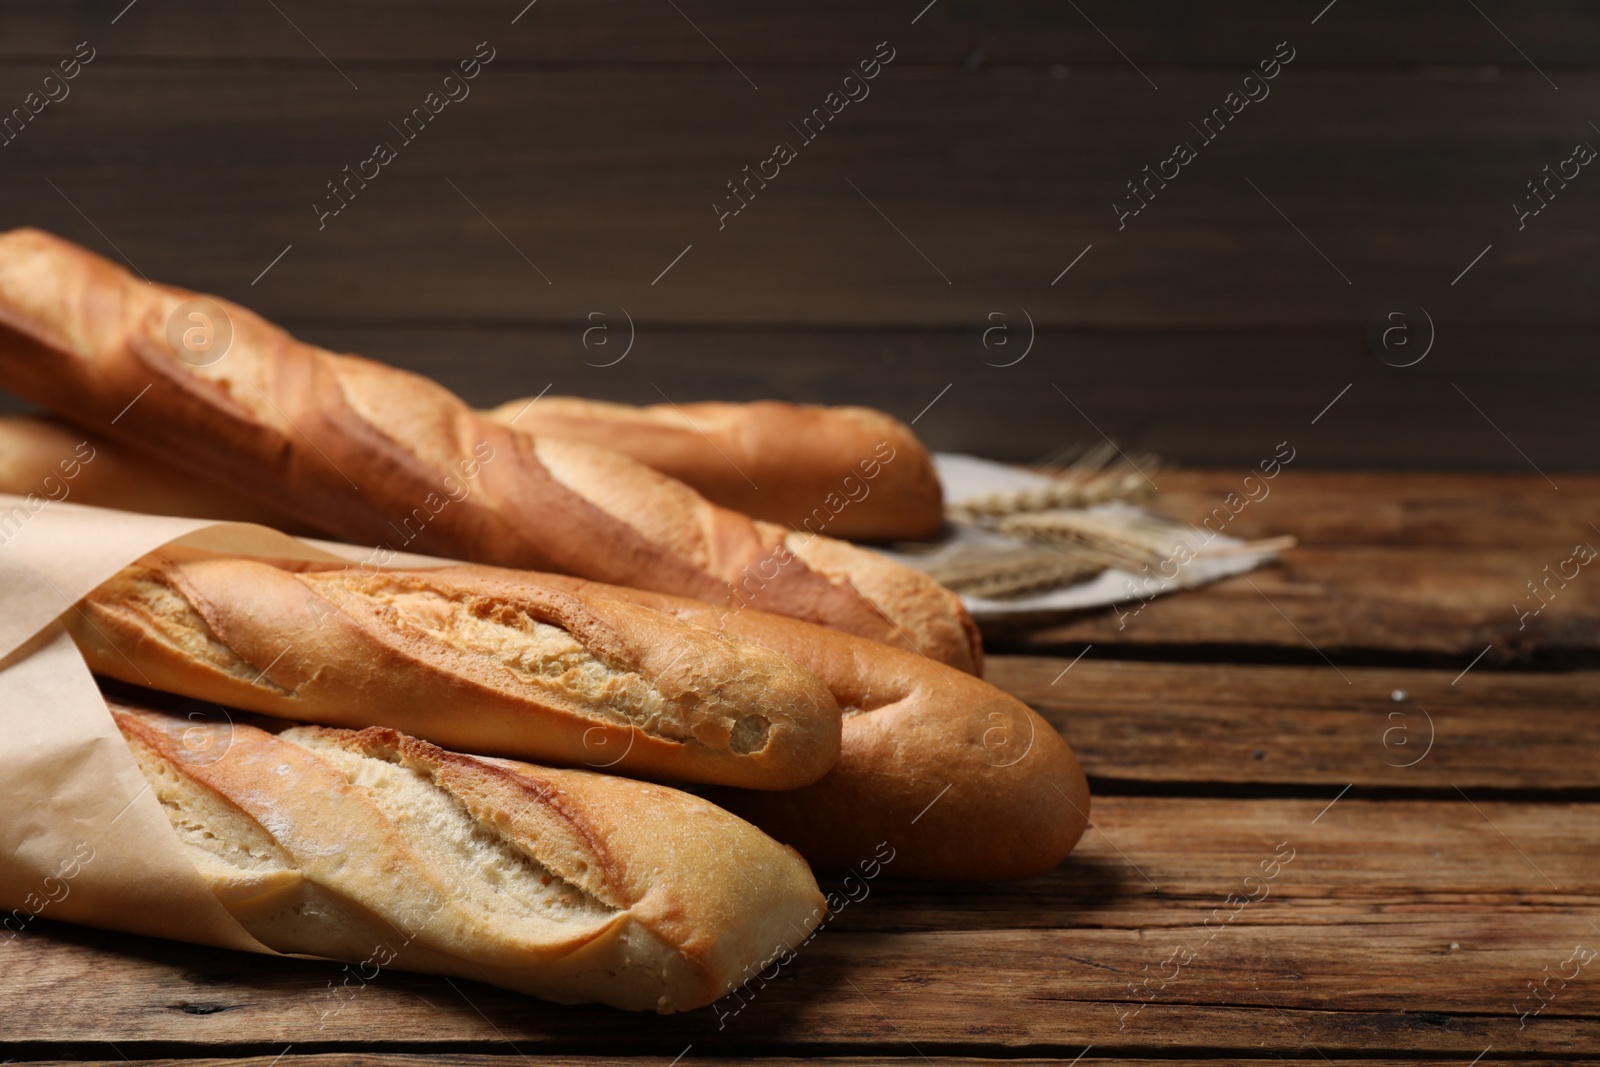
[
  {"x1": 0, "y1": 231, "x2": 980, "y2": 673},
  {"x1": 501, "y1": 571, "x2": 1092, "y2": 880},
  {"x1": 72, "y1": 548, "x2": 842, "y2": 789},
  {"x1": 483, "y1": 396, "x2": 945, "y2": 541},
  {"x1": 84, "y1": 552, "x2": 1088, "y2": 880},
  {"x1": 111, "y1": 701, "x2": 824, "y2": 1012}
]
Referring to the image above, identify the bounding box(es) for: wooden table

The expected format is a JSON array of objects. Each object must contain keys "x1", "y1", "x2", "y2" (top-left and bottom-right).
[{"x1": 6, "y1": 470, "x2": 1598, "y2": 1064}]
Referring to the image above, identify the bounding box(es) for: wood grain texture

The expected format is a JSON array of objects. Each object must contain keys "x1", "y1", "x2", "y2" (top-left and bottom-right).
[
  {"x1": 5, "y1": 326, "x2": 1587, "y2": 472},
  {"x1": 985, "y1": 547, "x2": 1600, "y2": 662},
  {"x1": 0, "y1": 69, "x2": 1594, "y2": 330},
  {"x1": 988, "y1": 469, "x2": 1600, "y2": 662},
  {"x1": 1, "y1": 5, "x2": 1595, "y2": 471},
  {"x1": 6, "y1": 796, "x2": 1595, "y2": 1054},
  {"x1": 1151, "y1": 471, "x2": 1600, "y2": 548},
  {"x1": 995, "y1": 545, "x2": 1600, "y2": 662},
  {"x1": 3, "y1": 1, "x2": 1596, "y2": 63},
  {"x1": 20, "y1": 1061, "x2": 1581, "y2": 1067},
  {"x1": 11, "y1": 326, "x2": 1591, "y2": 473},
  {"x1": 0, "y1": 1, "x2": 1594, "y2": 1058},
  {"x1": 994, "y1": 656, "x2": 1600, "y2": 790},
  {"x1": 823, "y1": 796, "x2": 1600, "y2": 931},
  {"x1": 6, "y1": 905, "x2": 1598, "y2": 1054},
  {"x1": 6, "y1": 797, "x2": 1594, "y2": 942}
]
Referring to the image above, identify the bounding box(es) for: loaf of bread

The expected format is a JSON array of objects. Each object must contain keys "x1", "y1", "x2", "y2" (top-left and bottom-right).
[
  {"x1": 484, "y1": 396, "x2": 944, "y2": 541},
  {"x1": 0, "y1": 230, "x2": 980, "y2": 673},
  {"x1": 72, "y1": 548, "x2": 841, "y2": 789},
  {"x1": 515, "y1": 573, "x2": 1089, "y2": 880},
  {"x1": 111, "y1": 701, "x2": 825, "y2": 1011},
  {"x1": 0, "y1": 414, "x2": 312, "y2": 532}
]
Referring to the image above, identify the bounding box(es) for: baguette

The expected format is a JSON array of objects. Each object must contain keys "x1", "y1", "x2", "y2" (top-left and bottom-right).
[
  {"x1": 0, "y1": 229, "x2": 980, "y2": 673},
  {"x1": 110, "y1": 701, "x2": 824, "y2": 1012},
  {"x1": 0, "y1": 414, "x2": 312, "y2": 532},
  {"x1": 71, "y1": 548, "x2": 841, "y2": 789},
  {"x1": 484, "y1": 396, "x2": 944, "y2": 541},
  {"x1": 515, "y1": 573, "x2": 1090, "y2": 880}
]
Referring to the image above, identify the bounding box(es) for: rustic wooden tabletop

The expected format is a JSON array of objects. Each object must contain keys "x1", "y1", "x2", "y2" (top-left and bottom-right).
[{"x1": 5, "y1": 468, "x2": 1596, "y2": 1064}]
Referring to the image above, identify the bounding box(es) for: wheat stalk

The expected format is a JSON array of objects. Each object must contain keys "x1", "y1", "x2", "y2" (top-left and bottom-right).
[
  {"x1": 921, "y1": 446, "x2": 1289, "y2": 601},
  {"x1": 997, "y1": 510, "x2": 1296, "y2": 571},
  {"x1": 921, "y1": 546, "x2": 1106, "y2": 600},
  {"x1": 949, "y1": 442, "x2": 1158, "y2": 520},
  {"x1": 994, "y1": 511, "x2": 1178, "y2": 568}
]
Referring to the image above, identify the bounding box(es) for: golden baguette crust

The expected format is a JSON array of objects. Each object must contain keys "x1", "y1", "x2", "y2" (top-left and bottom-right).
[
  {"x1": 486, "y1": 396, "x2": 945, "y2": 541},
  {"x1": 74, "y1": 550, "x2": 841, "y2": 789},
  {"x1": 112, "y1": 703, "x2": 825, "y2": 1011},
  {"x1": 441, "y1": 568, "x2": 1089, "y2": 880},
  {"x1": 531, "y1": 436, "x2": 979, "y2": 673},
  {"x1": 0, "y1": 415, "x2": 314, "y2": 531},
  {"x1": 0, "y1": 230, "x2": 979, "y2": 672},
  {"x1": 780, "y1": 529, "x2": 982, "y2": 677}
]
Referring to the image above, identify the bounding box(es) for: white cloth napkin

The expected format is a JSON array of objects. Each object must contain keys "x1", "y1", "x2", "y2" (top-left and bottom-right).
[{"x1": 873, "y1": 454, "x2": 1281, "y2": 621}]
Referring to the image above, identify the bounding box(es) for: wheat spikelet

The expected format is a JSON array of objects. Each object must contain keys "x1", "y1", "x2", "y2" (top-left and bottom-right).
[
  {"x1": 996, "y1": 510, "x2": 1298, "y2": 572},
  {"x1": 949, "y1": 442, "x2": 1159, "y2": 520},
  {"x1": 993, "y1": 511, "x2": 1182, "y2": 572},
  {"x1": 916, "y1": 446, "x2": 1294, "y2": 602},
  {"x1": 921, "y1": 546, "x2": 1106, "y2": 600}
]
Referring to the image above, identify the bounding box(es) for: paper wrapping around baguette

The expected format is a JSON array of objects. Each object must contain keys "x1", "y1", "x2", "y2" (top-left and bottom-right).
[
  {"x1": 0, "y1": 231, "x2": 980, "y2": 673},
  {"x1": 69, "y1": 549, "x2": 841, "y2": 789},
  {"x1": 0, "y1": 498, "x2": 831, "y2": 1011},
  {"x1": 485, "y1": 396, "x2": 944, "y2": 541},
  {"x1": 113, "y1": 701, "x2": 825, "y2": 1012},
  {"x1": 424, "y1": 567, "x2": 1090, "y2": 880},
  {"x1": 0, "y1": 412, "x2": 980, "y2": 675},
  {"x1": 0, "y1": 501, "x2": 433, "y2": 965}
]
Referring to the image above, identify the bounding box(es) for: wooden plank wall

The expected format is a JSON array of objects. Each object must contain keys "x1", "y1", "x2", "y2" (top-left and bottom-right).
[{"x1": 0, "y1": 1, "x2": 1593, "y2": 469}]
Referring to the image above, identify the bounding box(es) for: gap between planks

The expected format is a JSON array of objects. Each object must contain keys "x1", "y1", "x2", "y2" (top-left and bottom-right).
[
  {"x1": 989, "y1": 656, "x2": 1600, "y2": 792},
  {"x1": 5, "y1": 913, "x2": 1600, "y2": 1054}
]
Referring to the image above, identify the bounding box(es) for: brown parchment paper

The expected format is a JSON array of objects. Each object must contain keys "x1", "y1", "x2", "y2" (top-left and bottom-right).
[{"x1": 0, "y1": 492, "x2": 445, "y2": 954}]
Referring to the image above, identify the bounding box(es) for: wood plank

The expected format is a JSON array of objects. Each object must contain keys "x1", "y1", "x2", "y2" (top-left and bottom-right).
[
  {"x1": 989, "y1": 469, "x2": 1600, "y2": 658},
  {"x1": 823, "y1": 797, "x2": 1600, "y2": 931},
  {"x1": 4, "y1": 1, "x2": 1596, "y2": 64},
  {"x1": 0, "y1": 326, "x2": 1581, "y2": 475},
  {"x1": 12, "y1": 798, "x2": 1593, "y2": 946},
  {"x1": 21, "y1": 1062, "x2": 1587, "y2": 1067},
  {"x1": 1152, "y1": 471, "x2": 1600, "y2": 549},
  {"x1": 992, "y1": 657, "x2": 1600, "y2": 790},
  {"x1": 992, "y1": 544, "x2": 1600, "y2": 663},
  {"x1": 5, "y1": 907, "x2": 1598, "y2": 1054},
  {"x1": 6, "y1": 796, "x2": 1593, "y2": 1053},
  {"x1": 289, "y1": 331, "x2": 1600, "y2": 476},
  {"x1": 0, "y1": 70, "x2": 1596, "y2": 331}
]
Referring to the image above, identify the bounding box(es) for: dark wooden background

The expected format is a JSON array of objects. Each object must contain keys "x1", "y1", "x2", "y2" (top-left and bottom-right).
[{"x1": 0, "y1": 1, "x2": 1594, "y2": 470}]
